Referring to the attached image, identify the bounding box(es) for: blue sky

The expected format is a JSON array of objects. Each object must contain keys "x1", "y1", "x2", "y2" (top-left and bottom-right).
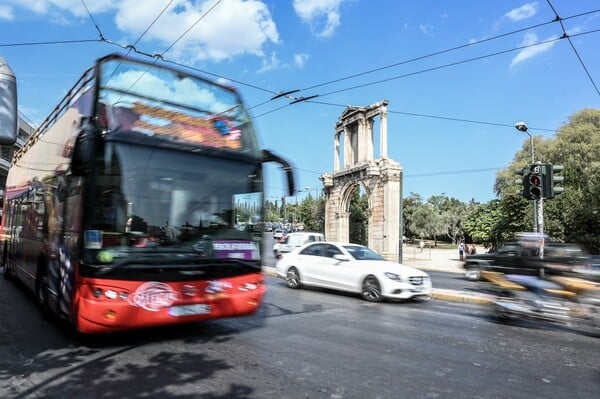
[{"x1": 1, "y1": 0, "x2": 599, "y2": 204}]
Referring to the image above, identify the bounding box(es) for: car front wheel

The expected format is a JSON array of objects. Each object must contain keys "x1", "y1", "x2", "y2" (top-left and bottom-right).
[
  {"x1": 285, "y1": 267, "x2": 301, "y2": 289},
  {"x1": 361, "y1": 275, "x2": 382, "y2": 302}
]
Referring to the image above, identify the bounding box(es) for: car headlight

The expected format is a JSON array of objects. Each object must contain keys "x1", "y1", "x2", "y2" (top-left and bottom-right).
[{"x1": 384, "y1": 272, "x2": 403, "y2": 282}]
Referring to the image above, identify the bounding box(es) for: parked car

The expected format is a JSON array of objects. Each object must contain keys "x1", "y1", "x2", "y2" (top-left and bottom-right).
[
  {"x1": 276, "y1": 242, "x2": 431, "y2": 302},
  {"x1": 273, "y1": 228, "x2": 286, "y2": 239},
  {"x1": 273, "y1": 232, "x2": 325, "y2": 258},
  {"x1": 463, "y1": 242, "x2": 591, "y2": 281}
]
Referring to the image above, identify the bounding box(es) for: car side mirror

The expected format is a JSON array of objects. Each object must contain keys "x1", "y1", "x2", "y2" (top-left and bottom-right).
[{"x1": 334, "y1": 254, "x2": 350, "y2": 262}]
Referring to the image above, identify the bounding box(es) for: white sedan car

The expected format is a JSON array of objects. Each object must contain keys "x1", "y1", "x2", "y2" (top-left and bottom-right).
[{"x1": 276, "y1": 242, "x2": 432, "y2": 302}]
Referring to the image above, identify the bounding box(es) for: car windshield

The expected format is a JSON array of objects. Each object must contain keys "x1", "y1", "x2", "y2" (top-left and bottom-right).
[{"x1": 343, "y1": 245, "x2": 385, "y2": 261}]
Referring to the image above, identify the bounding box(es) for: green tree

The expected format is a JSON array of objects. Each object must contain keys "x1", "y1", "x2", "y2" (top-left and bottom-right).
[
  {"x1": 349, "y1": 189, "x2": 368, "y2": 245},
  {"x1": 463, "y1": 200, "x2": 500, "y2": 246},
  {"x1": 493, "y1": 108, "x2": 600, "y2": 253},
  {"x1": 408, "y1": 202, "x2": 441, "y2": 243},
  {"x1": 299, "y1": 194, "x2": 325, "y2": 233},
  {"x1": 544, "y1": 109, "x2": 600, "y2": 252},
  {"x1": 428, "y1": 194, "x2": 468, "y2": 244},
  {"x1": 402, "y1": 192, "x2": 423, "y2": 240}
]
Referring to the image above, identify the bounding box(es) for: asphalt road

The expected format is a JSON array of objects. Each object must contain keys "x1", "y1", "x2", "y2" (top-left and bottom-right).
[{"x1": 1, "y1": 274, "x2": 598, "y2": 398}]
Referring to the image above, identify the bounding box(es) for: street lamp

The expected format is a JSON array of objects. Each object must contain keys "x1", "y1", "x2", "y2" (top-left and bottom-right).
[
  {"x1": 515, "y1": 122, "x2": 534, "y2": 163},
  {"x1": 293, "y1": 187, "x2": 311, "y2": 228},
  {"x1": 515, "y1": 121, "x2": 541, "y2": 236}
]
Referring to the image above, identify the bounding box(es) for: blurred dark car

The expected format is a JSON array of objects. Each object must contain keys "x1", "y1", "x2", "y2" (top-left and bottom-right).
[{"x1": 463, "y1": 242, "x2": 591, "y2": 281}]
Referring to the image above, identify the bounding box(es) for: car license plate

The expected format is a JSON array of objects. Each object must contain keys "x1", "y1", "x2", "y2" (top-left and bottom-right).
[
  {"x1": 411, "y1": 286, "x2": 424, "y2": 292},
  {"x1": 169, "y1": 304, "x2": 211, "y2": 317}
]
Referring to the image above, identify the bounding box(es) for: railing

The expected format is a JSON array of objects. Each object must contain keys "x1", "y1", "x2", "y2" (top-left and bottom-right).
[{"x1": 402, "y1": 244, "x2": 432, "y2": 261}]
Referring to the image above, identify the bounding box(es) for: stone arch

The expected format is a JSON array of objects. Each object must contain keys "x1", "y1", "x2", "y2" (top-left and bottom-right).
[
  {"x1": 338, "y1": 180, "x2": 371, "y2": 244},
  {"x1": 320, "y1": 100, "x2": 403, "y2": 260}
]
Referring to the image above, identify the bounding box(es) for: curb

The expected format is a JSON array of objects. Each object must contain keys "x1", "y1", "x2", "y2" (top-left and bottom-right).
[
  {"x1": 262, "y1": 267, "x2": 493, "y2": 306},
  {"x1": 431, "y1": 289, "x2": 493, "y2": 305}
]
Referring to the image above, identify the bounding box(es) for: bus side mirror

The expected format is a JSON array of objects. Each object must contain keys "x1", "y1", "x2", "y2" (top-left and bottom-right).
[
  {"x1": 71, "y1": 126, "x2": 98, "y2": 176},
  {"x1": 262, "y1": 149, "x2": 295, "y2": 196}
]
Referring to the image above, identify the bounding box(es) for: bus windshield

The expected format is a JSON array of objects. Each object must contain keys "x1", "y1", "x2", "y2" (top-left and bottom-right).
[
  {"x1": 97, "y1": 56, "x2": 259, "y2": 156},
  {"x1": 85, "y1": 141, "x2": 263, "y2": 261}
]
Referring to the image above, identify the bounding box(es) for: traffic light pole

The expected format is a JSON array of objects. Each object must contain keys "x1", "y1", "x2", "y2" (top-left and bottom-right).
[
  {"x1": 532, "y1": 198, "x2": 538, "y2": 233},
  {"x1": 537, "y1": 198, "x2": 544, "y2": 258},
  {"x1": 516, "y1": 123, "x2": 537, "y2": 233}
]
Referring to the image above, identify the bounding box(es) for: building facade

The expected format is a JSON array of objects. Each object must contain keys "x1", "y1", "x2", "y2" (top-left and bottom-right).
[{"x1": 0, "y1": 113, "x2": 35, "y2": 214}]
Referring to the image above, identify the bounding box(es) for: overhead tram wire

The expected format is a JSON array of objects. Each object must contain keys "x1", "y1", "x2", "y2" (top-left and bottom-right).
[
  {"x1": 102, "y1": 1, "x2": 176, "y2": 82},
  {"x1": 545, "y1": 0, "x2": 600, "y2": 97},
  {"x1": 80, "y1": 0, "x2": 105, "y2": 40},
  {"x1": 132, "y1": 0, "x2": 176, "y2": 49},
  {"x1": 316, "y1": 29, "x2": 599, "y2": 98},
  {"x1": 0, "y1": 39, "x2": 100, "y2": 48},
  {"x1": 294, "y1": 8, "x2": 600, "y2": 94},
  {"x1": 105, "y1": 0, "x2": 226, "y2": 104},
  {"x1": 161, "y1": 0, "x2": 223, "y2": 56},
  {"x1": 7, "y1": 6, "x2": 597, "y2": 135},
  {"x1": 251, "y1": 29, "x2": 600, "y2": 121},
  {"x1": 72, "y1": 2, "x2": 282, "y2": 99},
  {"x1": 245, "y1": 9, "x2": 600, "y2": 115},
  {"x1": 303, "y1": 99, "x2": 559, "y2": 134}
]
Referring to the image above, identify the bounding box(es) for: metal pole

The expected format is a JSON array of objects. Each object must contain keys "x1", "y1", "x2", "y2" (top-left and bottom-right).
[
  {"x1": 518, "y1": 128, "x2": 537, "y2": 233},
  {"x1": 538, "y1": 198, "x2": 544, "y2": 259},
  {"x1": 516, "y1": 122, "x2": 542, "y2": 235},
  {"x1": 527, "y1": 132, "x2": 538, "y2": 233}
]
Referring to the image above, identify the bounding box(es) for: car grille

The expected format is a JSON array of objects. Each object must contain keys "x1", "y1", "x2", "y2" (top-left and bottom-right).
[{"x1": 409, "y1": 276, "x2": 425, "y2": 286}]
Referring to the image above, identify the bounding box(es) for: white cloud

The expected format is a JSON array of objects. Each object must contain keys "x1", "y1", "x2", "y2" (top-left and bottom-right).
[
  {"x1": 293, "y1": 0, "x2": 345, "y2": 38},
  {"x1": 4, "y1": 0, "x2": 114, "y2": 16},
  {"x1": 505, "y1": 2, "x2": 538, "y2": 22},
  {"x1": 419, "y1": 23, "x2": 434, "y2": 36},
  {"x1": 294, "y1": 53, "x2": 309, "y2": 68},
  {"x1": 258, "y1": 52, "x2": 279, "y2": 73},
  {"x1": 0, "y1": 5, "x2": 14, "y2": 20},
  {"x1": 510, "y1": 32, "x2": 557, "y2": 67},
  {"x1": 114, "y1": 0, "x2": 280, "y2": 62},
  {"x1": 6, "y1": 0, "x2": 280, "y2": 64}
]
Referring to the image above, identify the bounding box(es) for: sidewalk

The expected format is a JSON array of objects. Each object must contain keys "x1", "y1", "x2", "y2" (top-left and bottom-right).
[
  {"x1": 263, "y1": 246, "x2": 494, "y2": 305},
  {"x1": 400, "y1": 245, "x2": 482, "y2": 274}
]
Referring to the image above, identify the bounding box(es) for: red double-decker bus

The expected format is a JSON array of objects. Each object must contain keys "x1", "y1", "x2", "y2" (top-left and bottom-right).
[{"x1": 0, "y1": 53, "x2": 294, "y2": 334}]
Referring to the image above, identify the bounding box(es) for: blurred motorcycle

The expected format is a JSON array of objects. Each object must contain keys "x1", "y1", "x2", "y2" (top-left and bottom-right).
[{"x1": 482, "y1": 271, "x2": 600, "y2": 336}]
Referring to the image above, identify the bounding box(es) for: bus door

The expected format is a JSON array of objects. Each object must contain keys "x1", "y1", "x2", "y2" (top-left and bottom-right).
[
  {"x1": 55, "y1": 176, "x2": 84, "y2": 315},
  {"x1": 19, "y1": 187, "x2": 46, "y2": 288}
]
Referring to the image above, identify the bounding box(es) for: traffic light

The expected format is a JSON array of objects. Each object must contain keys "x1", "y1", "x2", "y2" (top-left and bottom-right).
[
  {"x1": 543, "y1": 164, "x2": 564, "y2": 199},
  {"x1": 528, "y1": 164, "x2": 544, "y2": 200},
  {"x1": 515, "y1": 167, "x2": 531, "y2": 199}
]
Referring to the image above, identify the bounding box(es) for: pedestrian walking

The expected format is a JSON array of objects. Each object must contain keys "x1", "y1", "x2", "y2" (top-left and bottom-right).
[
  {"x1": 458, "y1": 242, "x2": 465, "y2": 261},
  {"x1": 469, "y1": 244, "x2": 477, "y2": 255}
]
